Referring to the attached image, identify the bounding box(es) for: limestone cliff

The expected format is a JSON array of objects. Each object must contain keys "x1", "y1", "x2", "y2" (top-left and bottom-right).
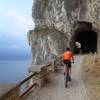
[
  {"x1": 28, "y1": 0, "x2": 100, "y2": 64},
  {"x1": 28, "y1": 27, "x2": 68, "y2": 64}
]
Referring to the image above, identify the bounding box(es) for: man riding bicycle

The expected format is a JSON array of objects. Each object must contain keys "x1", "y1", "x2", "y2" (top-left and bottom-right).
[{"x1": 62, "y1": 47, "x2": 74, "y2": 81}]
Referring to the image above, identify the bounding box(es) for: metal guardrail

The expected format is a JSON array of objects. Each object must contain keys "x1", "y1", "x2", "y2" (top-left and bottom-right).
[
  {"x1": 0, "y1": 64, "x2": 51, "y2": 100},
  {"x1": 19, "y1": 72, "x2": 39, "y2": 98},
  {"x1": 19, "y1": 64, "x2": 51, "y2": 98}
]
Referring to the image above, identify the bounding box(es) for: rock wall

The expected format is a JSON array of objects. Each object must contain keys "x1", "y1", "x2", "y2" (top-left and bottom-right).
[
  {"x1": 28, "y1": 28, "x2": 68, "y2": 64},
  {"x1": 28, "y1": 0, "x2": 100, "y2": 64},
  {"x1": 85, "y1": 0, "x2": 100, "y2": 51},
  {"x1": 32, "y1": 0, "x2": 87, "y2": 35}
]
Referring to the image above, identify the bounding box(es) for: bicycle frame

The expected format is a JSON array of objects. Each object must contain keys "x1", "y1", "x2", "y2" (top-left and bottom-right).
[{"x1": 64, "y1": 64, "x2": 70, "y2": 88}]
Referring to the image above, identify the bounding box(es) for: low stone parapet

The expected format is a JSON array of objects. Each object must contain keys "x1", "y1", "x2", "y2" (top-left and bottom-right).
[
  {"x1": 28, "y1": 64, "x2": 51, "y2": 87},
  {"x1": 0, "y1": 61, "x2": 58, "y2": 99}
]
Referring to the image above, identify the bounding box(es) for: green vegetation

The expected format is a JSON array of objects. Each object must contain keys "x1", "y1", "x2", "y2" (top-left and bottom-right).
[
  {"x1": 42, "y1": 0, "x2": 49, "y2": 8},
  {"x1": 34, "y1": 26, "x2": 56, "y2": 33},
  {"x1": 82, "y1": 55, "x2": 94, "y2": 66},
  {"x1": 34, "y1": 26, "x2": 48, "y2": 33},
  {"x1": 81, "y1": 55, "x2": 100, "y2": 100},
  {"x1": 95, "y1": 80, "x2": 100, "y2": 85}
]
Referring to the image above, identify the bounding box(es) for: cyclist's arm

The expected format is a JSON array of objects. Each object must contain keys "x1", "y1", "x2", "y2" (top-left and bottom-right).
[
  {"x1": 72, "y1": 57, "x2": 74, "y2": 63},
  {"x1": 71, "y1": 53, "x2": 74, "y2": 63}
]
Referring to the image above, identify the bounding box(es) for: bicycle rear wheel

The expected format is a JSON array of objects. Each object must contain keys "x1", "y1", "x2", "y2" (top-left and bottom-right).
[{"x1": 64, "y1": 74, "x2": 68, "y2": 88}]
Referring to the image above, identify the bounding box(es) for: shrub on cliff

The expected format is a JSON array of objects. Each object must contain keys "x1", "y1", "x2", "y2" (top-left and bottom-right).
[
  {"x1": 42, "y1": 0, "x2": 49, "y2": 8},
  {"x1": 34, "y1": 26, "x2": 56, "y2": 33}
]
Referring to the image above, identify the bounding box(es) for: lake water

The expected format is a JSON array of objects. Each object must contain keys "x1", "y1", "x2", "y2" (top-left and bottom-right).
[{"x1": 0, "y1": 60, "x2": 31, "y2": 84}]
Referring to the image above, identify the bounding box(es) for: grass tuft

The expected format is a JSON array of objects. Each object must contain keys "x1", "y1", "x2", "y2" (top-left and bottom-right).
[
  {"x1": 42, "y1": 0, "x2": 49, "y2": 8},
  {"x1": 81, "y1": 54, "x2": 100, "y2": 100},
  {"x1": 34, "y1": 26, "x2": 56, "y2": 33}
]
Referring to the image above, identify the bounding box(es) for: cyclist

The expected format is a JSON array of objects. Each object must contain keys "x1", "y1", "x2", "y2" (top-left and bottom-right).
[{"x1": 62, "y1": 47, "x2": 74, "y2": 81}]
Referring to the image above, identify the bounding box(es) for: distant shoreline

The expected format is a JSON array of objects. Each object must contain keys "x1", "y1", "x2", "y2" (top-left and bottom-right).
[{"x1": 0, "y1": 83, "x2": 15, "y2": 96}]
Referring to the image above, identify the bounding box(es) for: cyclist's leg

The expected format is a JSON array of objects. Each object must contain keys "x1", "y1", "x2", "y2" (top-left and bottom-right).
[
  {"x1": 64, "y1": 64, "x2": 66, "y2": 76},
  {"x1": 63, "y1": 60, "x2": 66, "y2": 75},
  {"x1": 64, "y1": 64, "x2": 69, "y2": 75},
  {"x1": 64, "y1": 65, "x2": 68, "y2": 87},
  {"x1": 69, "y1": 68, "x2": 71, "y2": 81},
  {"x1": 68, "y1": 62, "x2": 71, "y2": 81},
  {"x1": 69, "y1": 68, "x2": 71, "y2": 77},
  {"x1": 63, "y1": 60, "x2": 69, "y2": 76}
]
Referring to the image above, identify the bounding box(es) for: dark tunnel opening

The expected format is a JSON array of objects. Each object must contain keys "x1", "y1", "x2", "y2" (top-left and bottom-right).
[{"x1": 74, "y1": 30, "x2": 97, "y2": 54}]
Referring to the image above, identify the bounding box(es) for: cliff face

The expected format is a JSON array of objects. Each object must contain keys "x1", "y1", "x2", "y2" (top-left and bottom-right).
[
  {"x1": 28, "y1": 0, "x2": 100, "y2": 64},
  {"x1": 33, "y1": 0, "x2": 87, "y2": 34},
  {"x1": 28, "y1": 28, "x2": 68, "y2": 64}
]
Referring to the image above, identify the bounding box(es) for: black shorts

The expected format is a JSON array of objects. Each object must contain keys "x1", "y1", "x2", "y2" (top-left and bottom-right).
[{"x1": 63, "y1": 60, "x2": 71, "y2": 68}]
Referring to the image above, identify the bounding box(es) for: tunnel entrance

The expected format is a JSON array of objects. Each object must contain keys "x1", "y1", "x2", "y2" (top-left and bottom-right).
[{"x1": 72, "y1": 21, "x2": 97, "y2": 54}]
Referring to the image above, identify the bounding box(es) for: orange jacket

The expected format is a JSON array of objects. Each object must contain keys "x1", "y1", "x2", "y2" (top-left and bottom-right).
[{"x1": 63, "y1": 51, "x2": 73, "y2": 61}]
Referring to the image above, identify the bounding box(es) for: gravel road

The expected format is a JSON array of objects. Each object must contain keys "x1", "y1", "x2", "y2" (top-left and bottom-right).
[{"x1": 26, "y1": 56, "x2": 90, "y2": 100}]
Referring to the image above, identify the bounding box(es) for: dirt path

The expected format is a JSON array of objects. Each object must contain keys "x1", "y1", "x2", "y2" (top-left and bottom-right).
[{"x1": 26, "y1": 56, "x2": 90, "y2": 100}]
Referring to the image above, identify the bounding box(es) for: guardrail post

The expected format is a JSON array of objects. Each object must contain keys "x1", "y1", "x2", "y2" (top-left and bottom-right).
[
  {"x1": 38, "y1": 67, "x2": 47, "y2": 87},
  {"x1": 50, "y1": 59, "x2": 57, "y2": 72},
  {"x1": 0, "y1": 64, "x2": 52, "y2": 99},
  {"x1": 27, "y1": 72, "x2": 34, "y2": 88}
]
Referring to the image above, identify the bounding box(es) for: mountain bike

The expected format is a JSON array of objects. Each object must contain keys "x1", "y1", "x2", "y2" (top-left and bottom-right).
[{"x1": 64, "y1": 62, "x2": 73, "y2": 88}]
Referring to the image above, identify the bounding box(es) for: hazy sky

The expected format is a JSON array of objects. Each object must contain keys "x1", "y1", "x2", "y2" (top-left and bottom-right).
[{"x1": 0, "y1": 0, "x2": 35, "y2": 59}]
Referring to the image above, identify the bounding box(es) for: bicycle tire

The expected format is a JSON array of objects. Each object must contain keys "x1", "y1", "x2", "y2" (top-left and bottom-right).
[{"x1": 64, "y1": 75, "x2": 68, "y2": 88}]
